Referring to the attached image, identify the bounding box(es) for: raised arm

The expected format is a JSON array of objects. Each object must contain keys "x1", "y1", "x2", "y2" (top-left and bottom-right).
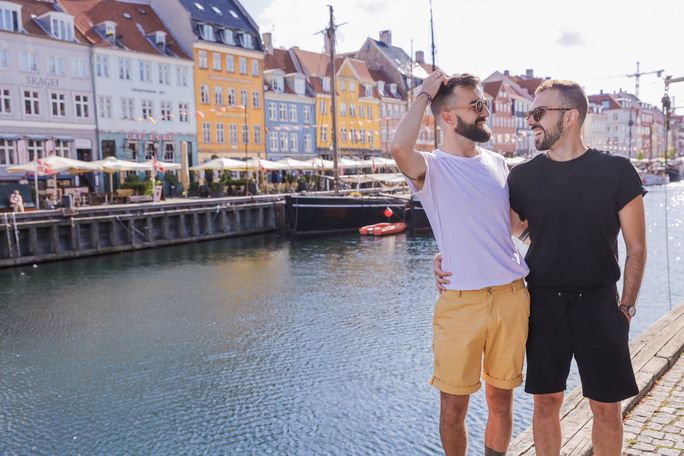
[
  {"x1": 618, "y1": 195, "x2": 646, "y2": 320},
  {"x1": 391, "y1": 71, "x2": 447, "y2": 191}
]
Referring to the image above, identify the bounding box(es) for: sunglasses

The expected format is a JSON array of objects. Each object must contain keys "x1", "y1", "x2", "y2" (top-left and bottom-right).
[
  {"x1": 449, "y1": 98, "x2": 491, "y2": 114},
  {"x1": 526, "y1": 106, "x2": 572, "y2": 122}
]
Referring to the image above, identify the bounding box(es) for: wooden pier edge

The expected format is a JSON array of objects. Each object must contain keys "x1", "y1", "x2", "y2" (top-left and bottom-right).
[{"x1": 509, "y1": 301, "x2": 684, "y2": 456}]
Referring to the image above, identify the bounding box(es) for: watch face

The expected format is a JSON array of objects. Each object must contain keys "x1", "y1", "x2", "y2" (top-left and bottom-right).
[{"x1": 628, "y1": 306, "x2": 636, "y2": 317}]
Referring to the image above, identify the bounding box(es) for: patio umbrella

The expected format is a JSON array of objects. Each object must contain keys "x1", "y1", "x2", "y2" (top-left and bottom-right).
[
  {"x1": 300, "y1": 157, "x2": 334, "y2": 171},
  {"x1": 91, "y1": 156, "x2": 150, "y2": 195},
  {"x1": 8, "y1": 155, "x2": 101, "y2": 207},
  {"x1": 189, "y1": 157, "x2": 247, "y2": 172},
  {"x1": 275, "y1": 157, "x2": 311, "y2": 170},
  {"x1": 142, "y1": 159, "x2": 181, "y2": 172}
]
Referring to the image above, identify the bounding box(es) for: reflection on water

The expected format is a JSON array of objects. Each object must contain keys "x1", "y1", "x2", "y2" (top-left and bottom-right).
[{"x1": 1, "y1": 182, "x2": 683, "y2": 455}]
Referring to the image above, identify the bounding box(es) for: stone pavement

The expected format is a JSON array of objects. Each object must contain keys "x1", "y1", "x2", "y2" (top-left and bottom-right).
[{"x1": 623, "y1": 355, "x2": 684, "y2": 456}]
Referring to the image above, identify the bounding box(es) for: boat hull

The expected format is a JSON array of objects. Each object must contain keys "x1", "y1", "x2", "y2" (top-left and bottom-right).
[{"x1": 286, "y1": 195, "x2": 406, "y2": 235}]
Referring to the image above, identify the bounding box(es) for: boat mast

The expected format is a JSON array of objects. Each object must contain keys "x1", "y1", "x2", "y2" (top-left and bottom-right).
[
  {"x1": 429, "y1": 0, "x2": 438, "y2": 149},
  {"x1": 326, "y1": 5, "x2": 340, "y2": 195}
]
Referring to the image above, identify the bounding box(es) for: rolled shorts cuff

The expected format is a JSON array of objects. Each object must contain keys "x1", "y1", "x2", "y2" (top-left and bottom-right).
[
  {"x1": 483, "y1": 372, "x2": 523, "y2": 390},
  {"x1": 429, "y1": 376, "x2": 481, "y2": 396}
]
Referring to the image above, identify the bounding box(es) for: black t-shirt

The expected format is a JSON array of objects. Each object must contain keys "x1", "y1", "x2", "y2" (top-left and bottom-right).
[{"x1": 508, "y1": 149, "x2": 646, "y2": 289}]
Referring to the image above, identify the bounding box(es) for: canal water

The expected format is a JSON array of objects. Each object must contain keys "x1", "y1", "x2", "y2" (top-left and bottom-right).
[{"x1": 1, "y1": 183, "x2": 683, "y2": 455}]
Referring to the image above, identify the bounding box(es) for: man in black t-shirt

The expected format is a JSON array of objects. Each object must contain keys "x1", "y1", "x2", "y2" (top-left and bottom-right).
[{"x1": 435, "y1": 80, "x2": 646, "y2": 455}]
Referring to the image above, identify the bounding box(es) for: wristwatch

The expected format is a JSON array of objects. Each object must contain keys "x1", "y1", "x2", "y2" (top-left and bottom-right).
[{"x1": 619, "y1": 303, "x2": 636, "y2": 317}]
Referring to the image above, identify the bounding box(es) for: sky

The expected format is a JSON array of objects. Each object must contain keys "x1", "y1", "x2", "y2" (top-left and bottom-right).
[{"x1": 250, "y1": 0, "x2": 684, "y2": 111}]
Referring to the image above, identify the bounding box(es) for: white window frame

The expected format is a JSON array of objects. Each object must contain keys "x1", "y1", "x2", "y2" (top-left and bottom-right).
[
  {"x1": 23, "y1": 90, "x2": 40, "y2": 115},
  {"x1": 20, "y1": 52, "x2": 38, "y2": 72},
  {"x1": 119, "y1": 58, "x2": 132, "y2": 80},
  {"x1": 216, "y1": 123, "x2": 225, "y2": 144},
  {"x1": 202, "y1": 122, "x2": 211, "y2": 143},
  {"x1": 121, "y1": 97, "x2": 134, "y2": 120},
  {"x1": 53, "y1": 139, "x2": 70, "y2": 158},
  {"x1": 0, "y1": 49, "x2": 8, "y2": 69},
  {"x1": 70, "y1": 58, "x2": 88, "y2": 78},
  {"x1": 254, "y1": 126, "x2": 261, "y2": 145},
  {"x1": 212, "y1": 53, "x2": 221, "y2": 71},
  {"x1": 139, "y1": 60, "x2": 151, "y2": 83},
  {"x1": 214, "y1": 86, "x2": 224, "y2": 105},
  {"x1": 0, "y1": 139, "x2": 17, "y2": 165},
  {"x1": 229, "y1": 124, "x2": 237, "y2": 145},
  {"x1": 303, "y1": 106, "x2": 311, "y2": 123},
  {"x1": 251, "y1": 59, "x2": 258, "y2": 76},
  {"x1": 141, "y1": 99, "x2": 153, "y2": 120},
  {"x1": 200, "y1": 85, "x2": 210, "y2": 104},
  {"x1": 176, "y1": 66, "x2": 189, "y2": 86},
  {"x1": 74, "y1": 93, "x2": 90, "y2": 118},
  {"x1": 198, "y1": 50, "x2": 208, "y2": 69},
  {"x1": 50, "y1": 91, "x2": 67, "y2": 118},
  {"x1": 269, "y1": 131, "x2": 278, "y2": 151},
  {"x1": 98, "y1": 95, "x2": 112, "y2": 119},
  {"x1": 268, "y1": 103, "x2": 276, "y2": 121},
  {"x1": 95, "y1": 55, "x2": 110, "y2": 78},
  {"x1": 279, "y1": 132, "x2": 288, "y2": 151},
  {"x1": 0, "y1": 87, "x2": 11, "y2": 114},
  {"x1": 48, "y1": 56, "x2": 65, "y2": 76},
  {"x1": 252, "y1": 91, "x2": 260, "y2": 108},
  {"x1": 160, "y1": 101, "x2": 172, "y2": 121},
  {"x1": 178, "y1": 102, "x2": 189, "y2": 122},
  {"x1": 289, "y1": 133, "x2": 298, "y2": 151},
  {"x1": 225, "y1": 55, "x2": 235, "y2": 72},
  {"x1": 238, "y1": 57, "x2": 247, "y2": 75},
  {"x1": 289, "y1": 104, "x2": 297, "y2": 122},
  {"x1": 158, "y1": 63, "x2": 170, "y2": 85}
]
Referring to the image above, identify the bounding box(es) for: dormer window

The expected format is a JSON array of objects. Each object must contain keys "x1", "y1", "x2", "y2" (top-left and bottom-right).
[
  {"x1": 322, "y1": 77, "x2": 331, "y2": 93},
  {"x1": 0, "y1": 3, "x2": 21, "y2": 33},
  {"x1": 219, "y1": 28, "x2": 234, "y2": 45},
  {"x1": 364, "y1": 85, "x2": 372, "y2": 97},
  {"x1": 99, "y1": 21, "x2": 117, "y2": 44},
  {"x1": 294, "y1": 77, "x2": 305, "y2": 95},
  {"x1": 376, "y1": 81, "x2": 385, "y2": 95},
  {"x1": 389, "y1": 83, "x2": 397, "y2": 96},
  {"x1": 154, "y1": 31, "x2": 166, "y2": 48},
  {"x1": 200, "y1": 24, "x2": 214, "y2": 41},
  {"x1": 240, "y1": 33, "x2": 253, "y2": 49},
  {"x1": 273, "y1": 76, "x2": 284, "y2": 93},
  {"x1": 49, "y1": 15, "x2": 74, "y2": 41}
]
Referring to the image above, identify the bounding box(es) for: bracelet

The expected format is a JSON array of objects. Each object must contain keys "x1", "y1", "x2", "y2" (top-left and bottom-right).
[{"x1": 418, "y1": 91, "x2": 433, "y2": 103}]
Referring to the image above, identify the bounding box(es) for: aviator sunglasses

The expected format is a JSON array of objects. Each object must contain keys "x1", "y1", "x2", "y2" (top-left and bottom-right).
[{"x1": 526, "y1": 106, "x2": 572, "y2": 122}]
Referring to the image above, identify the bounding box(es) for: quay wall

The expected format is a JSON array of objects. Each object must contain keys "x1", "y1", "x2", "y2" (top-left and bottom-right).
[{"x1": 0, "y1": 197, "x2": 286, "y2": 268}]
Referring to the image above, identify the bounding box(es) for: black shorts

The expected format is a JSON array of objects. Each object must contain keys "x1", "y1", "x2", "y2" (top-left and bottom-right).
[{"x1": 524, "y1": 285, "x2": 638, "y2": 403}]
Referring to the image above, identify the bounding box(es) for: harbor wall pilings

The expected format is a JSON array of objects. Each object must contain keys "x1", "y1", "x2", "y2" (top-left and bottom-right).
[{"x1": 0, "y1": 197, "x2": 286, "y2": 268}]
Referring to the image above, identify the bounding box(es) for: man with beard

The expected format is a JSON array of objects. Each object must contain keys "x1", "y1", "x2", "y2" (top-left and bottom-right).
[
  {"x1": 435, "y1": 80, "x2": 646, "y2": 455},
  {"x1": 391, "y1": 71, "x2": 530, "y2": 456}
]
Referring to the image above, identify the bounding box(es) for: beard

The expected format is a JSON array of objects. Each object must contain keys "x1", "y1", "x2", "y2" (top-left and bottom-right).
[
  {"x1": 454, "y1": 115, "x2": 491, "y2": 143},
  {"x1": 534, "y1": 117, "x2": 564, "y2": 150}
]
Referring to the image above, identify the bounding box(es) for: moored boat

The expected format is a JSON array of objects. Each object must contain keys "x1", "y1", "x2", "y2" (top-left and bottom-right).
[{"x1": 359, "y1": 222, "x2": 407, "y2": 236}]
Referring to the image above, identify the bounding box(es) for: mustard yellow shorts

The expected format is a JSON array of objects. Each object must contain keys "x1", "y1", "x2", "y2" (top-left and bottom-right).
[{"x1": 430, "y1": 278, "x2": 530, "y2": 395}]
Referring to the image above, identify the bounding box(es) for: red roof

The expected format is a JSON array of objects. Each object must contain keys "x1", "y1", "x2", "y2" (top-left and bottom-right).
[
  {"x1": 60, "y1": 0, "x2": 190, "y2": 59},
  {"x1": 292, "y1": 48, "x2": 331, "y2": 77},
  {"x1": 6, "y1": 0, "x2": 89, "y2": 42},
  {"x1": 483, "y1": 81, "x2": 503, "y2": 99},
  {"x1": 588, "y1": 94, "x2": 622, "y2": 110},
  {"x1": 264, "y1": 48, "x2": 297, "y2": 73}
]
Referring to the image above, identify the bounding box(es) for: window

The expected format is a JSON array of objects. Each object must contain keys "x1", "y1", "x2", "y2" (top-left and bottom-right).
[
  {"x1": 119, "y1": 58, "x2": 132, "y2": 80},
  {"x1": 158, "y1": 63, "x2": 170, "y2": 84},
  {"x1": 304, "y1": 134, "x2": 312, "y2": 152},
  {"x1": 289, "y1": 133, "x2": 298, "y2": 151},
  {"x1": 0, "y1": 49, "x2": 7, "y2": 69},
  {"x1": 341, "y1": 128, "x2": 347, "y2": 143},
  {"x1": 254, "y1": 126, "x2": 261, "y2": 145},
  {"x1": 216, "y1": 123, "x2": 225, "y2": 144},
  {"x1": 27, "y1": 140, "x2": 44, "y2": 161},
  {"x1": 51, "y1": 17, "x2": 74, "y2": 41},
  {"x1": 141, "y1": 100, "x2": 153, "y2": 120},
  {"x1": 303, "y1": 106, "x2": 311, "y2": 123},
  {"x1": 50, "y1": 92, "x2": 66, "y2": 117},
  {"x1": 229, "y1": 124, "x2": 237, "y2": 145},
  {"x1": 23, "y1": 90, "x2": 40, "y2": 115},
  {"x1": 240, "y1": 89, "x2": 247, "y2": 107},
  {"x1": 349, "y1": 104, "x2": 356, "y2": 117},
  {"x1": 212, "y1": 53, "x2": 221, "y2": 71},
  {"x1": 96, "y1": 55, "x2": 109, "y2": 78},
  {"x1": 239, "y1": 57, "x2": 247, "y2": 75},
  {"x1": 319, "y1": 100, "x2": 326, "y2": 114},
  {"x1": 279, "y1": 132, "x2": 288, "y2": 151},
  {"x1": 339, "y1": 102, "x2": 346, "y2": 116},
  {"x1": 200, "y1": 24, "x2": 214, "y2": 41},
  {"x1": 252, "y1": 91, "x2": 260, "y2": 108},
  {"x1": 71, "y1": 58, "x2": 88, "y2": 78},
  {"x1": 214, "y1": 86, "x2": 223, "y2": 105},
  {"x1": 0, "y1": 7, "x2": 20, "y2": 32},
  {"x1": 350, "y1": 129, "x2": 356, "y2": 143},
  {"x1": 178, "y1": 102, "x2": 189, "y2": 122},
  {"x1": 163, "y1": 142, "x2": 174, "y2": 161},
  {"x1": 289, "y1": 105, "x2": 297, "y2": 122},
  {"x1": 198, "y1": 50, "x2": 208, "y2": 69},
  {"x1": 20, "y1": 52, "x2": 38, "y2": 72},
  {"x1": 367, "y1": 106, "x2": 373, "y2": 119},
  {"x1": 360, "y1": 129, "x2": 366, "y2": 143},
  {"x1": 0, "y1": 139, "x2": 17, "y2": 165},
  {"x1": 241, "y1": 33, "x2": 254, "y2": 49},
  {"x1": 53, "y1": 139, "x2": 70, "y2": 158},
  {"x1": 48, "y1": 56, "x2": 65, "y2": 76},
  {"x1": 98, "y1": 95, "x2": 112, "y2": 119},
  {"x1": 251, "y1": 60, "x2": 259, "y2": 76},
  {"x1": 294, "y1": 78, "x2": 305, "y2": 95},
  {"x1": 322, "y1": 78, "x2": 330, "y2": 92},
  {"x1": 200, "y1": 85, "x2": 209, "y2": 104},
  {"x1": 121, "y1": 98, "x2": 134, "y2": 119},
  {"x1": 365, "y1": 85, "x2": 372, "y2": 97},
  {"x1": 202, "y1": 122, "x2": 211, "y2": 143},
  {"x1": 144, "y1": 141, "x2": 158, "y2": 160},
  {"x1": 220, "y1": 29, "x2": 235, "y2": 45},
  {"x1": 338, "y1": 80, "x2": 345, "y2": 91},
  {"x1": 279, "y1": 103, "x2": 286, "y2": 120},
  {"x1": 269, "y1": 132, "x2": 278, "y2": 151},
  {"x1": 349, "y1": 81, "x2": 356, "y2": 92},
  {"x1": 321, "y1": 126, "x2": 327, "y2": 143},
  {"x1": 268, "y1": 102, "x2": 276, "y2": 120},
  {"x1": 225, "y1": 55, "x2": 234, "y2": 72},
  {"x1": 227, "y1": 88, "x2": 236, "y2": 106},
  {"x1": 160, "y1": 101, "x2": 172, "y2": 121},
  {"x1": 0, "y1": 88, "x2": 10, "y2": 114},
  {"x1": 74, "y1": 94, "x2": 90, "y2": 118},
  {"x1": 272, "y1": 77, "x2": 283, "y2": 92},
  {"x1": 360, "y1": 105, "x2": 365, "y2": 118},
  {"x1": 242, "y1": 124, "x2": 249, "y2": 144},
  {"x1": 368, "y1": 130, "x2": 374, "y2": 144},
  {"x1": 176, "y1": 66, "x2": 189, "y2": 86},
  {"x1": 139, "y1": 61, "x2": 151, "y2": 82}
]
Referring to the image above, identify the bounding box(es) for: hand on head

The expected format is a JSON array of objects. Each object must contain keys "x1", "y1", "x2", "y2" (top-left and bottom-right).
[{"x1": 420, "y1": 71, "x2": 448, "y2": 99}]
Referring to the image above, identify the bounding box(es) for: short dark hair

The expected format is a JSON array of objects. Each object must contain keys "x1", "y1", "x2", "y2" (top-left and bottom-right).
[
  {"x1": 535, "y1": 79, "x2": 588, "y2": 124},
  {"x1": 430, "y1": 73, "x2": 481, "y2": 117}
]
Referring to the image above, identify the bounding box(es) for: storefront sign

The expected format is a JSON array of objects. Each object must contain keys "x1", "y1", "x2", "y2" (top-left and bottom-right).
[
  {"x1": 25, "y1": 75, "x2": 60, "y2": 88},
  {"x1": 125, "y1": 132, "x2": 175, "y2": 141}
]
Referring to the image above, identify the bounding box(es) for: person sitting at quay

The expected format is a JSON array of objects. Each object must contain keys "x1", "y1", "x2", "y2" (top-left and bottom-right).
[{"x1": 9, "y1": 190, "x2": 24, "y2": 212}]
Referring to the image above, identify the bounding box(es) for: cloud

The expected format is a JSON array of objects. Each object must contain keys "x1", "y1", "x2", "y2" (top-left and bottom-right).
[
  {"x1": 356, "y1": 0, "x2": 390, "y2": 13},
  {"x1": 555, "y1": 31, "x2": 585, "y2": 47}
]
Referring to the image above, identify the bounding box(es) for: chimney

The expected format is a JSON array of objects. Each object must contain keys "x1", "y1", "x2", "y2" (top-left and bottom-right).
[
  {"x1": 525, "y1": 69, "x2": 534, "y2": 78},
  {"x1": 262, "y1": 32, "x2": 273, "y2": 55},
  {"x1": 379, "y1": 30, "x2": 392, "y2": 46},
  {"x1": 503, "y1": 69, "x2": 510, "y2": 76},
  {"x1": 415, "y1": 50, "x2": 424, "y2": 64}
]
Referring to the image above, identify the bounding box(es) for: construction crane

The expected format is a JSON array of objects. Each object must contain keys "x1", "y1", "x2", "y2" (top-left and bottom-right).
[{"x1": 625, "y1": 61, "x2": 664, "y2": 99}]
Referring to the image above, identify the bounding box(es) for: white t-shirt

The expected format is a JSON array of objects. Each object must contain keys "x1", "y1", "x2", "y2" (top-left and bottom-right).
[{"x1": 408, "y1": 148, "x2": 529, "y2": 290}]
